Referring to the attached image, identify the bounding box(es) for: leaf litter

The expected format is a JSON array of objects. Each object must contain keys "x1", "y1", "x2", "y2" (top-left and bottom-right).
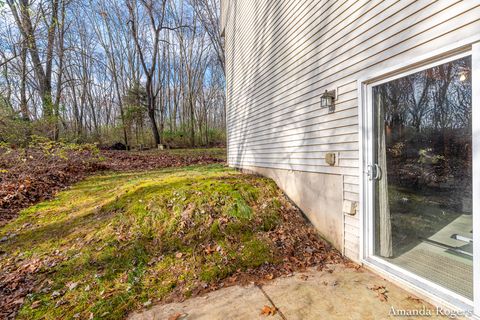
[{"x1": 0, "y1": 151, "x2": 348, "y2": 319}]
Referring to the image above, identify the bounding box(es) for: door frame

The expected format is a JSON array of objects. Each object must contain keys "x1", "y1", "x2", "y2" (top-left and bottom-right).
[{"x1": 358, "y1": 37, "x2": 480, "y2": 316}]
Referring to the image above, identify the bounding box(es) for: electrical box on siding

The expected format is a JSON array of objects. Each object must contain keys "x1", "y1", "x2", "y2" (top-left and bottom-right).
[
  {"x1": 343, "y1": 200, "x2": 357, "y2": 216},
  {"x1": 325, "y1": 152, "x2": 337, "y2": 166}
]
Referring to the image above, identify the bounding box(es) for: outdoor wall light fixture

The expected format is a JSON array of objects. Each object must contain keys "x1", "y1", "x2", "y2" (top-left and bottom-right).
[{"x1": 320, "y1": 89, "x2": 336, "y2": 113}]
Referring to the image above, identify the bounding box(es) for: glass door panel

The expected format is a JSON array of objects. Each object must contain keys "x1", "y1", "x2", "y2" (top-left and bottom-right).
[{"x1": 372, "y1": 56, "x2": 473, "y2": 299}]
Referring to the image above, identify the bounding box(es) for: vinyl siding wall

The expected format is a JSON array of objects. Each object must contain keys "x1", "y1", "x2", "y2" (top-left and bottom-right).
[{"x1": 223, "y1": 0, "x2": 480, "y2": 261}]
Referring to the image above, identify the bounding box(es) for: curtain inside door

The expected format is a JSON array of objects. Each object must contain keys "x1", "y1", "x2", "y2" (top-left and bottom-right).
[{"x1": 376, "y1": 92, "x2": 393, "y2": 258}]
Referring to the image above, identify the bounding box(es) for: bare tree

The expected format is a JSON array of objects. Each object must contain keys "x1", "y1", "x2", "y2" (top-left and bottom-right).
[
  {"x1": 0, "y1": 0, "x2": 226, "y2": 147},
  {"x1": 190, "y1": 0, "x2": 224, "y2": 72},
  {"x1": 7, "y1": 0, "x2": 61, "y2": 119},
  {"x1": 126, "y1": 0, "x2": 167, "y2": 146}
]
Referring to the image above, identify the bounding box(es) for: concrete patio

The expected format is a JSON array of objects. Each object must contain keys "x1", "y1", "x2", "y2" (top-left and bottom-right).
[{"x1": 129, "y1": 264, "x2": 455, "y2": 320}]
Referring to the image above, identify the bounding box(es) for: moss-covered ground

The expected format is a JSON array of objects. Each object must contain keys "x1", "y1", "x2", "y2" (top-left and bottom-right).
[{"x1": 0, "y1": 164, "x2": 289, "y2": 319}]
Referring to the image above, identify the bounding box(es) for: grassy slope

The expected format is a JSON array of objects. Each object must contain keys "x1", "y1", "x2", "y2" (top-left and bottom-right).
[{"x1": 1, "y1": 164, "x2": 287, "y2": 319}]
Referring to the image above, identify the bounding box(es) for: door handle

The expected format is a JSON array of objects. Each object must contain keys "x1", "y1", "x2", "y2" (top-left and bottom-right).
[
  {"x1": 373, "y1": 164, "x2": 382, "y2": 180},
  {"x1": 367, "y1": 165, "x2": 374, "y2": 180},
  {"x1": 367, "y1": 164, "x2": 382, "y2": 181}
]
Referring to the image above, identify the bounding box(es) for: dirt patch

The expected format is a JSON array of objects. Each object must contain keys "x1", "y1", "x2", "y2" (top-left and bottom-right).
[{"x1": 100, "y1": 149, "x2": 224, "y2": 172}]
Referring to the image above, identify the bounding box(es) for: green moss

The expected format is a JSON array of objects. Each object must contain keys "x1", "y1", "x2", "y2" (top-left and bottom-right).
[
  {"x1": 199, "y1": 250, "x2": 231, "y2": 282},
  {"x1": 1, "y1": 164, "x2": 287, "y2": 320},
  {"x1": 209, "y1": 220, "x2": 221, "y2": 239},
  {"x1": 265, "y1": 200, "x2": 282, "y2": 230},
  {"x1": 227, "y1": 196, "x2": 252, "y2": 219},
  {"x1": 239, "y1": 238, "x2": 274, "y2": 268}
]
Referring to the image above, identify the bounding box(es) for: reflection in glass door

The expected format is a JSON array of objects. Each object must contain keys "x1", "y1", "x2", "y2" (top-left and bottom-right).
[{"x1": 372, "y1": 55, "x2": 473, "y2": 299}]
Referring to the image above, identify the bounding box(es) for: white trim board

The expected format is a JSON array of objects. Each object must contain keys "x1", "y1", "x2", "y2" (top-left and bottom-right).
[
  {"x1": 357, "y1": 33, "x2": 480, "y2": 85},
  {"x1": 472, "y1": 42, "x2": 480, "y2": 317},
  {"x1": 362, "y1": 258, "x2": 472, "y2": 312},
  {"x1": 358, "y1": 39, "x2": 480, "y2": 316}
]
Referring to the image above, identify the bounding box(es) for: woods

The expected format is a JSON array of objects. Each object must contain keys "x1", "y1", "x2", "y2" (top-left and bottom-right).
[{"x1": 0, "y1": 0, "x2": 225, "y2": 148}]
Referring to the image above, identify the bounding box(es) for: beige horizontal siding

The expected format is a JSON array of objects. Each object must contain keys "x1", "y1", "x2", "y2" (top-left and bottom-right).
[
  {"x1": 344, "y1": 183, "x2": 359, "y2": 194},
  {"x1": 227, "y1": 0, "x2": 469, "y2": 110},
  {"x1": 344, "y1": 214, "x2": 359, "y2": 228},
  {"x1": 227, "y1": 162, "x2": 359, "y2": 176},
  {"x1": 344, "y1": 211, "x2": 360, "y2": 262},
  {"x1": 226, "y1": 0, "x2": 475, "y2": 102},
  {"x1": 228, "y1": 100, "x2": 358, "y2": 142},
  {"x1": 344, "y1": 175, "x2": 359, "y2": 185},
  {"x1": 344, "y1": 192, "x2": 359, "y2": 203},
  {"x1": 224, "y1": 0, "x2": 480, "y2": 261},
  {"x1": 228, "y1": 150, "x2": 359, "y2": 160}
]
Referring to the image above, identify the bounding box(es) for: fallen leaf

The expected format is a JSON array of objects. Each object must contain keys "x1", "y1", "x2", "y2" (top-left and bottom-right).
[
  {"x1": 345, "y1": 261, "x2": 361, "y2": 270},
  {"x1": 265, "y1": 274, "x2": 274, "y2": 280},
  {"x1": 406, "y1": 295, "x2": 423, "y2": 303},
  {"x1": 204, "y1": 245, "x2": 215, "y2": 255},
  {"x1": 175, "y1": 252, "x2": 183, "y2": 259},
  {"x1": 260, "y1": 305, "x2": 277, "y2": 316},
  {"x1": 143, "y1": 300, "x2": 152, "y2": 307},
  {"x1": 31, "y1": 300, "x2": 41, "y2": 309},
  {"x1": 378, "y1": 293, "x2": 388, "y2": 302},
  {"x1": 67, "y1": 282, "x2": 78, "y2": 291},
  {"x1": 368, "y1": 284, "x2": 388, "y2": 302},
  {"x1": 368, "y1": 284, "x2": 385, "y2": 291},
  {"x1": 168, "y1": 312, "x2": 184, "y2": 320},
  {"x1": 119, "y1": 273, "x2": 128, "y2": 283},
  {"x1": 55, "y1": 299, "x2": 67, "y2": 308}
]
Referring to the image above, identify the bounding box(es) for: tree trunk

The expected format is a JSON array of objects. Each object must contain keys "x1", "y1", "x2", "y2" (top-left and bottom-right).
[
  {"x1": 190, "y1": 95, "x2": 195, "y2": 147},
  {"x1": 19, "y1": 41, "x2": 29, "y2": 121},
  {"x1": 146, "y1": 79, "x2": 161, "y2": 146}
]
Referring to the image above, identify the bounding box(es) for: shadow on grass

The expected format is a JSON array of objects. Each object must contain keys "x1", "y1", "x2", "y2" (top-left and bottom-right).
[{"x1": 2, "y1": 165, "x2": 281, "y2": 320}]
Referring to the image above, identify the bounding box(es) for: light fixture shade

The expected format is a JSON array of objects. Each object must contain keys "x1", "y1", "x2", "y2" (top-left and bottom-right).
[{"x1": 320, "y1": 89, "x2": 336, "y2": 113}]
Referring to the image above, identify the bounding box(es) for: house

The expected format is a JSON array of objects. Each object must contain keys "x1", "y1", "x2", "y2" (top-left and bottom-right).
[{"x1": 221, "y1": 0, "x2": 480, "y2": 317}]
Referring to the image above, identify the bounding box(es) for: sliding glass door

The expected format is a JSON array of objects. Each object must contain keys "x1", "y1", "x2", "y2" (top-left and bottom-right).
[{"x1": 368, "y1": 54, "x2": 474, "y2": 301}]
